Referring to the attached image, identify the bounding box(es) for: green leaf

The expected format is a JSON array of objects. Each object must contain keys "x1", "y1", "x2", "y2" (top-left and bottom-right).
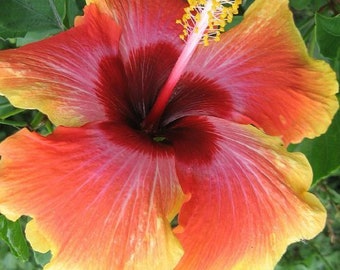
[
  {"x1": 0, "y1": 98, "x2": 25, "y2": 119},
  {"x1": 225, "y1": 16, "x2": 243, "y2": 31},
  {"x1": 0, "y1": 0, "x2": 66, "y2": 38},
  {"x1": 326, "y1": 186, "x2": 340, "y2": 204},
  {"x1": 0, "y1": 119, "x2": 27, "y2": 127},
  {"x1": 16, "y1": 29, "x2": 61, "y2": 47},
  {"x1": 332, "y1": 45, "x2": 340, "y2": 83},
  {"x1": 0, "y1": 37, "x2": 12, "y2": 50},
  {"x1": 0, "y1": 242, "x2": 38, "y2": 270},
  {"x1": 289, "y1": 109, "x2": 340, "y2": 184},
  {"x1": 0, "y1": 215, "x2": 29, "y2": 261},
  {"x1": 241, "y1": 0, "x2": 255, "y2": 10},
  {"x1": 64, "y1": 0, "x2": 85, "y2": 28},
  {"x1": 33, "y1": 251, "x2": 52, "y2": 267},
  {"x1": 315, "y1": 13, "x2": 340, "y2": 59},
  {"x1": 289, "y1": 0, "x2": 312, "y2": 11},
  {"x1": 55, "y1": 0, "x2": 67, "y2": 23}
]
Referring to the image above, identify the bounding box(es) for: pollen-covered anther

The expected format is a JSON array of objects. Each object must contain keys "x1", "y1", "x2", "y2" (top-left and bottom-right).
[{"x1": 177, "y1": 0, "x2": 242, "y2": 45}]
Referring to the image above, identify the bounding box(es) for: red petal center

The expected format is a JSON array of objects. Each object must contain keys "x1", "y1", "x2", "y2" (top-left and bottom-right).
[{"x1": 95, "y1": 42, "x2": 232, "y2": 145}]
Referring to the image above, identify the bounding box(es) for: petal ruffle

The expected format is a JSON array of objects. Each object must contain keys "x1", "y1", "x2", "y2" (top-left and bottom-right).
[
  {"x1": 0, "y1": 4, "x2": 122, "y2": 127},
  {"x1": 185, "y1": 0, "x2": 338, "y2": 144},
  {"x1": 170, "y1": 116, "x2": 326, "y2": 269},
  {"x1": 0, "y1": 124, "x2": 185, "y2": 269}
]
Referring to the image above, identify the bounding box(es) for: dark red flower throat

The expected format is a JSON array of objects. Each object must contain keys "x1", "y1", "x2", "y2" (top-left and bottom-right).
[{"x1": 98, "y1": 42, "x2": 231, "y2": 144}]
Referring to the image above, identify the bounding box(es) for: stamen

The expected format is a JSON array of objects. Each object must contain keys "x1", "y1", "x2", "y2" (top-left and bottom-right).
[
  {"x1": 141, "y1": 0, "x2": 241, "y2": 132},
  {"x1": 177, "y1": 0, "x2": 241, "y2": 46}
]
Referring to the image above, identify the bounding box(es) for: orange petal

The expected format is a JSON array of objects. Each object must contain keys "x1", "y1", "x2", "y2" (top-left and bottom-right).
[
  {"x1": 186, "y1": 0, "x2": 338, "y2": 144},
  {"x1": 0, "y1": 123, "x2": 185, "y2": 269},
  {"x1": 170, "y1": 116, "x2": 326, "y2": 269},
  {"x1": 0, "y1": 5, "x2": 121, "y2": 127}
]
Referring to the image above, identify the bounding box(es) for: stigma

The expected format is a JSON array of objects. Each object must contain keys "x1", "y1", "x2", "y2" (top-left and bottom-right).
[{"x1": 176, "y1": 0, "x2": 241, "y2": 46}]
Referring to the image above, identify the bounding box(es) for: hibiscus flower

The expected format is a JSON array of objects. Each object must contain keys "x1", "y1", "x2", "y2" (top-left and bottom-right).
[{"x1": 0, "y1": 0, "x2": 338, "y2": 269}]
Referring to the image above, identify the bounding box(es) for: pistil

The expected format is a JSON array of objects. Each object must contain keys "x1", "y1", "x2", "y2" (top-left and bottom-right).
[{"x1": 141, "y1": 0, "x2": 241, "y2": 132}]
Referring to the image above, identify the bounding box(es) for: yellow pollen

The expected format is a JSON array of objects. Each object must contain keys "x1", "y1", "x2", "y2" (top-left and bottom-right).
[{"x1": 177, "y1": 0, "x2": 242, "y2": 45}]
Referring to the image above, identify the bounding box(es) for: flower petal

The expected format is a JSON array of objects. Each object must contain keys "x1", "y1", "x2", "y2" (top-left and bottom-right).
[
  {"x1": 87, "y1": 0, "x2": 186, "y2": 52},
  {"x1": 169, "y1": 116, "x2": 326, "y2": 269},
  {"x1": 86, "y1": 0, "x2": 187, "y2": 107},
  {"x1": 0, "y1": 4, "x2": 122, "y2": 127},
  {"x1": 0, "y1": 123, "x2": 185, "y2": 269},
  {"x1": 185, "y1": 0, "x2": 338, "y2": 144}
]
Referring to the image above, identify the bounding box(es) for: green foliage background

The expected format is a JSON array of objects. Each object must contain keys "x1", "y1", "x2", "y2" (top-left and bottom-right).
[{"x1": 0, "y1": 0, "x2": 339, "y2": 269}]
